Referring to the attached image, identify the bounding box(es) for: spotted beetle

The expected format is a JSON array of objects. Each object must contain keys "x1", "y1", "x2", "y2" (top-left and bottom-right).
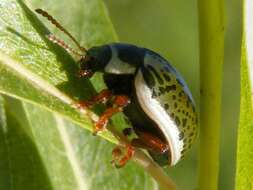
[{"x1": 36, "y1": 9, "x2": 198, "y2": 168}]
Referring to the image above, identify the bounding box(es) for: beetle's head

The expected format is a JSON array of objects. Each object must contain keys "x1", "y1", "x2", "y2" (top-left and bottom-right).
[
  {"x1": 34, "y1": 9, "x2": 111, "y2": 79},
  {"x1": 79, "y1": 46, "x2": 111, "y2": 78}
]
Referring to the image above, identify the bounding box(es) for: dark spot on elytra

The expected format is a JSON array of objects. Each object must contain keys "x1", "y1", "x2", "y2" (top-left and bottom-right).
[
  {"x1": 175, "y1": 116, "x2": 180, "y2": 126},
  {"x1": 174, "y1": 102, "x2": 178, "y2": 108},
  {"x1": 190, "y1": 132, "x2": 194, "y2": 137},
  {"x1": 172, "y1": 95, "x2": 176, "y2": 100},
  {"x1": 179, "y1": 91, "x2": 183, "y2": 97},
  {"x1": 178, "y1": 109, "x2": 181, "y2": 113},
  {"x1": 182, "y1": 110, "x2": 185, "y2": 114},
  {"x1": 186, "y1": 112, "x2": 189, "y2": 116},
  {"x1": 186, "y1": 100, "x2": 190, "y2": 108},
  {"x1": 141, "y1": 66, "x2": 155, "y2": 88},
  {"x1": 163, "y1": 73, "x2": 171, "y2": 81},
  {"x1": 179, "y1": 132, "x2": 184, "y2": 140},
  {"x1": 147, "y1": 65, "x2": 164, "y2": 84},
  {"x1": 186, "y1": 95, "x2": 193, "y2": 107},
  {"x1": 192, "y1": 105, "x2": 196, "y2": 112},
  {"x1": 182, "y1": 118, "x2": 187, "y2": 127},
  {"x1": 159, "y1": 86, "x2": 166, "y2": 94},
  {"x1": 164, "y1": 104, "x2": 169, "y2": 110},
  {"x1": 171, "y1": 113, "x2": 175, "y2": 118},
  {"x1": 165, "y1": 84, "x2": 176, "y2": 92}
]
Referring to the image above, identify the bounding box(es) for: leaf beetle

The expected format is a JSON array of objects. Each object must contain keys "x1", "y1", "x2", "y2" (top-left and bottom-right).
[{"x1": 36, "y1": 9, "x2": 198, "y2": 168}]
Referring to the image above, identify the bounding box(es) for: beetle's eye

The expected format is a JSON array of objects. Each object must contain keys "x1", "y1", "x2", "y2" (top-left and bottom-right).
[{"x1": 78, "y1": 69, "x2": 93, "y2": 78}]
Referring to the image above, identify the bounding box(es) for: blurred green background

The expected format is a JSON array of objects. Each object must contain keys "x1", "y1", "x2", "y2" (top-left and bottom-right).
[{"x1": 104, "y1": 0, "x2": 241, "y2": 189}]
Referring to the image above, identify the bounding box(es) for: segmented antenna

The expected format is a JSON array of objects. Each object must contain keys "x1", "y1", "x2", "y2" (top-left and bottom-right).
[
  {"x1": 35, "y1": 8, "x2": 87, "y2": 53},
  {"x1": 47, "y1": 34, "x2": 83, "y2": 56}
]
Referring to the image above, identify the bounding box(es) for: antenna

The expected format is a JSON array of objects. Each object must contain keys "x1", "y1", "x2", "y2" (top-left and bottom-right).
[
  {"x1": 47, "y1": 34, "x2": 83, "y2": 56},
  {"x1": 35, "y1": 8, "x2": 87, "y2": 54}
]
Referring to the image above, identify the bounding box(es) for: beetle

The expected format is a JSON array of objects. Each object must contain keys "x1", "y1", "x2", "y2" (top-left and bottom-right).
[{"x1": 36, "y1": 9, "x2": 198, "y2": 168}]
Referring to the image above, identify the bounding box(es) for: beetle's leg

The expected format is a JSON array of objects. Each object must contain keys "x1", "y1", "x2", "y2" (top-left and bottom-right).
[
  {"x1": 131, "y1": 132, "x2": 169, "y2": 154},
  {"x1": 111, "y1": 144, "x2": 135, "y2": 168},
  {"x1": 74, "y1": 89, "x2": 112, "y2": 109},
  {"x1": 111, "y1": 132, "x2": 169, "y2": 168},
  {"x1": 94, "y1": 95, "x2": 130, "y2": 134}
]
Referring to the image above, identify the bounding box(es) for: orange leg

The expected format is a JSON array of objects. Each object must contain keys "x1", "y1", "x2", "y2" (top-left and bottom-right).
[
  {"x1": 132, "y1": 132, "x2": 169, "y2": 154},
  {"x1": 111, "y1": 132, "x2": 169, "y2": 168},
  {"x1": 93, "y1": 95, "x2": 130, "y2": 134},
  {"x1": 74, "y1": 89, "x2": 112, "y2": 109},
  {"x1": 93, "y1": 107, "x2": 122, "y2": 134},
  {"x1": 111, "y1": 145, "x2": 135, "y2": 168}
]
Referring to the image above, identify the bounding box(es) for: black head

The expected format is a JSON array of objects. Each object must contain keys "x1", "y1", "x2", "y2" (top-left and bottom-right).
[
  {"x1": 79, "y1": 45, "x2": 112, "y2": 78},
  {"x1": 35, "y1": 9, "x2": 112, "y2": 79}
]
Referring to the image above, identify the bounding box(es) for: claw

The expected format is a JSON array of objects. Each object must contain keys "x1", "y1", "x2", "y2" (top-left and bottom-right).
[
  {"x1": 93, "y1": 116, "x2": 109, "y2": 135},
  {"x1": 111, "y1": 147, "x2": 122, "y2": 165},
  {"x1": 111, "y1": 145, "x2": 135, "y2": 168},
  {"x1": 72, "y1": 101, "x2": 92, "y2": 110}
]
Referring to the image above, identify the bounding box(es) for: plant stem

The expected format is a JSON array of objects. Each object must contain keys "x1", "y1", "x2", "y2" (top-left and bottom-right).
[
  {"x1": 133, "y1": 150, "x2": 177, "y2": 190},
  {"x1": 198, "y1": 0, "x2": 225, "y2": 189}
]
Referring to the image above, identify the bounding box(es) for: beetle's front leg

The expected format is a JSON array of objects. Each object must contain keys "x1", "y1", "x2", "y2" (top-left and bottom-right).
[
  {"x1": 93, "y1": 95, "x2": 130, "y2": 135},
  {"x1": 74, "y1": 89, "x2": 112, "y2": 109}
]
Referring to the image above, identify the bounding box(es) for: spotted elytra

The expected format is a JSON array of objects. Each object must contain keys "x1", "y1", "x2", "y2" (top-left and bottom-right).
[{"x1": 36, "y1": 8, "x2": 198, "y2": 168}]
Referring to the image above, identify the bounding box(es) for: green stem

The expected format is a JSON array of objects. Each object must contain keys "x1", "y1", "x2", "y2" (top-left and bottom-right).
[
  {"x1": 198, "y1": 0, "x2": 225, "y2": 189},
  {"x1": 133, "y1": 150, "x2": 177, "y2": 190}
]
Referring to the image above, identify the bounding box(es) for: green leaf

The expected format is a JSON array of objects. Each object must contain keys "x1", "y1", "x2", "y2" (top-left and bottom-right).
[
  {"x1": 0, "y1": 96, "x2": 156, "y2": 190},
  {"x1": 0, "y1": 0, "x2": 119, "y2": 141},
  {"x1": 235, "y1": 0, "x2": 253, "y2": 189}
]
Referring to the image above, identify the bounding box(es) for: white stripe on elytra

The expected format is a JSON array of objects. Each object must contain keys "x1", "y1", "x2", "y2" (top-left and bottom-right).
[
  {"x1": 135, "y1": 54, "x2": 184, "y2": 165},
  {"x1": 104, "y1": 45, "x2": 136, "y2": 74}
]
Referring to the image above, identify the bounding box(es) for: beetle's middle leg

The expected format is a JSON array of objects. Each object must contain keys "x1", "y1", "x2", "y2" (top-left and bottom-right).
[
  {"x1": 93, "y1": 95, "x2": 130, "y2": 134},
  {"x1": 74, "y1": 89, "x2": 113, "y2": 109}
]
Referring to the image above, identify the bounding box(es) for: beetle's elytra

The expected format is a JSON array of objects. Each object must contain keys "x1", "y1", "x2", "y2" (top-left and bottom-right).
[{"x1": 36, "y1": 9, "x2": 198, "y2": 168}]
